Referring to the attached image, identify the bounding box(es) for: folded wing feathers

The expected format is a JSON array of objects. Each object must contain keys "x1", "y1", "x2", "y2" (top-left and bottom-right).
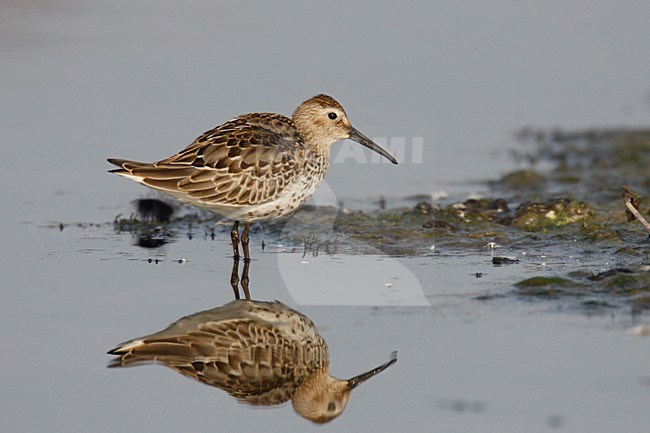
[{"x1": 108, "y1": 113, "x2": 301, "y2": 206}]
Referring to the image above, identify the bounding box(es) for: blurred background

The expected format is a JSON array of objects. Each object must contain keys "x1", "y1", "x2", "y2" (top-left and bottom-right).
[{"x1": 3, "y1": 0, "x2": 650, "y2": 221}]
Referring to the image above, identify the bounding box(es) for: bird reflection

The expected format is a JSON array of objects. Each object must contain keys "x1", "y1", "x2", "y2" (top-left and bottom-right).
[{"x1": 108, "y1": 259, "x2": 397, "y2": 423}]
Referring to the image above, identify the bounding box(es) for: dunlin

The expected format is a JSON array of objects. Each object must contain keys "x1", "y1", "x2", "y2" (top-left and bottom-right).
[
  {"x1": 108, "y1": 94, "x2": 397, "y2": 260},
  {"x1": 108, "y1": 300, "x2": 397, "y2": 423}
]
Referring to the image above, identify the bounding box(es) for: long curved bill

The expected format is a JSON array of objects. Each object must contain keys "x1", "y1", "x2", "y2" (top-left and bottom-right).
[
  {"x1": 349, "y1": 126, "x2": 399, "y2": 164},
  {"x1": 347, "y1": 351, "x2": 398, "y2": 390}
]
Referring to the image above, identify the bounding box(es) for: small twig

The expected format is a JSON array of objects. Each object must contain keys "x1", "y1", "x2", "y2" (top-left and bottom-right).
[
  {"x1": 621, "y1": 186, "x2": 650, "y2": 234},
  {"x1": 624, "y1": 200, "x2": 650, "y2": 231}
]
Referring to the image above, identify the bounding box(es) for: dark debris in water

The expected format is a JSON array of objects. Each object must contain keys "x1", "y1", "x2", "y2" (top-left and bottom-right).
[
  {"x1": 133, "y1": 198, "x2": 175, "y2": 223},
  {"x1": 514, "y1": 267, "x2": 650, "y2": 312},
  {"x1": 492, "y1": 256, "x2": 519, "y2": 265}
]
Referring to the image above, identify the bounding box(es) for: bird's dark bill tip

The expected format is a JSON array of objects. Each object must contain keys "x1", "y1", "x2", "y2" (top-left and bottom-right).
[{"x1": 348, "y1": 126, "x2": 399, "y2": 165}]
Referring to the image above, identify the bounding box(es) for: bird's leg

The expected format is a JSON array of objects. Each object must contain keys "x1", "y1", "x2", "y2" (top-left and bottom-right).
[
  {"x1": 241, "y1": 258, "x2": 251, "y2": 300},
  {"x1": 230, "y1": 257, "x2": 240, "y2": 299},
  {"x1": 231, "y1": 221, "x2": 240, "y2": 260},
  {"x1": 241, "y1": 222, "x2": 252, "y2": 262}
]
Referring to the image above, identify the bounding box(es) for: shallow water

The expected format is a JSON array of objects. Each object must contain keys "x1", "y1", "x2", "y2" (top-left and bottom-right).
[
  {"x1": 2, "y1": 1, "x2": 650, "y2": 432},
  {"x1": 3, "y1": 220, "x2": 649, "y2": 432}
]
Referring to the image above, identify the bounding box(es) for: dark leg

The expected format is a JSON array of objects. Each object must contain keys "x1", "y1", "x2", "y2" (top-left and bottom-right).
[
  {"x1": 231, "y1": 221, "x2": 240, "y2": 259},
  {"x1": 230, "y1": 257, "x2": 240, "y2": 299},
  {"x1": 241, "y1": 222, "x2": 252, "y2": 262},
  {"x1": 241, "y1": 258, "x2": 251, "y2": 300}
]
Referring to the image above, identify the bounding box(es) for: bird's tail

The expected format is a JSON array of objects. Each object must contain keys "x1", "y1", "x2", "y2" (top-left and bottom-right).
[
  {"x1": 107, "y1": 158, "x2": 147, "y2": 175},
  {"x1": 107, "y1": 337, "x2": 195, "y2": 368}
]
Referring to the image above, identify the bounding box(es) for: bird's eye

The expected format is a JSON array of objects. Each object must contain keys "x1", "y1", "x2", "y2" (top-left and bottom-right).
[
  {"x1": 328, "y1": 112, "x2": 337, "y2": 120},
  {"x1": 327, "y1": 402, "x2": 336, "y2": 412}
]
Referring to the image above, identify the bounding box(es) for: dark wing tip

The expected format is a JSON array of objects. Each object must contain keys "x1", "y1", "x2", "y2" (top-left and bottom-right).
[
  {"x1": 107, "y1": 158, "x2": 128, "y2": 173},
  {"x1": 107, "y1": 347, "x2": 123, "y2": 355}
]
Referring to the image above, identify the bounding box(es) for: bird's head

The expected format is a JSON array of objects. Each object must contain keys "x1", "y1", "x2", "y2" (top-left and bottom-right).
[
  {"x1": 292, "y1": 94, "x2": 398, "y2": 164},
  {"x1": 291, "y1": 351, "x2": 397, "y2": 423}
]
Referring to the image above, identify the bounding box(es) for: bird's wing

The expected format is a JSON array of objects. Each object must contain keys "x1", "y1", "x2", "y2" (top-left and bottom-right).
[
  {"x1": 110, "y1": 319, "x2": 302, "y2": 405},
  {"x1": 113, "y1": 113, "x2": 305, "y2": 206}
]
